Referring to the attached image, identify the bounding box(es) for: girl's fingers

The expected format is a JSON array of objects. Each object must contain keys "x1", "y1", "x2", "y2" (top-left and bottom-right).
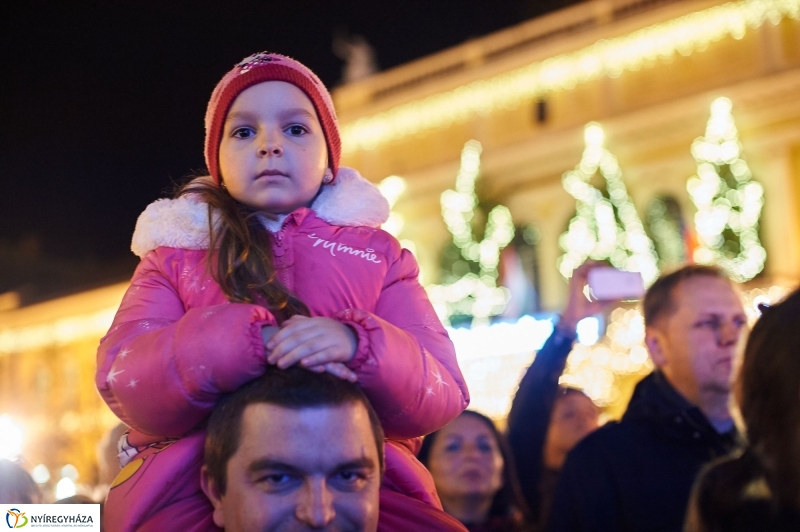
[
  {"x1": 323, "y1": 363, "x2": 358, "y2": 382},
  {"x1": 275, "y1": 339, "x2": 342, "y2": 369},
  {"x1": 298, "y1": 347, "x2": 344, "y2": 368}
]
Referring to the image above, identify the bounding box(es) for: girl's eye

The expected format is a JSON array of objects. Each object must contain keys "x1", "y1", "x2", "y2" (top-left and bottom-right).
[
  {"x1": 232, "y1": 127, "x2": 255, "y2": 139},
  {"x1": 286, "y1": 125, "x2": 308, "y2": 136}
]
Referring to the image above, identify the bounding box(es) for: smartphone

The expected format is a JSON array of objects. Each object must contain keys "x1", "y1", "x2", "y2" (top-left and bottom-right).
[{"x1": 587, "y1": 267, "x2": 645, "y2": 301}]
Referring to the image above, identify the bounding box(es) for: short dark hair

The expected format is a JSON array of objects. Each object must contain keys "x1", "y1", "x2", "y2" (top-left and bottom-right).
[
  {"x1": 418, "y1": 411, "x2": 529, "y2": 522},
  {"x1": 643, "y1": 264, "x2": 730, "y2": 327},
  {"x1": 204, "y1": 365, "x2": 385, "y2": 495}
]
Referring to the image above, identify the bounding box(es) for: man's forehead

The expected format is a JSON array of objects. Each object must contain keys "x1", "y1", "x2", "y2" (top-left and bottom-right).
[
  {"x1": 235, "y1": 402, "x2": 377, "y2": 467},
  {"x1": 673, "y1": 276, "x2": 744, "y2": 313}
]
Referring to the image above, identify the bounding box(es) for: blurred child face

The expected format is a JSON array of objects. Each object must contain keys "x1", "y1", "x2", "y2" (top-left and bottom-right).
[
  {"x1": 544, "y1": 392, "x2": 599, "y2": 467},
  {"x1": 427, "y1": 414, "x2": 504, "y2": 501},
  {"x1": 219, "y1": 81, "x2": 328, "y2": 215}
]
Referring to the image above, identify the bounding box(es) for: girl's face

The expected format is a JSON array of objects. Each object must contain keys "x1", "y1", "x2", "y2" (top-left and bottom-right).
[
  {"x1": 219, "y1": 81, "x2": 328, "y2": 215},
  {"x1": 427, "y1": 414, "x2": 504, "y2": 501}
]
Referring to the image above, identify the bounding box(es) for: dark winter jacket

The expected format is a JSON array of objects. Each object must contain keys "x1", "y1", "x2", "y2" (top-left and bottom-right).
[
  {"x1": 507, "y1": 327, "x2": 576, "y2": 530},
  {"x1": 546, "y1": 371, "x2": 741, "y2": 532}
]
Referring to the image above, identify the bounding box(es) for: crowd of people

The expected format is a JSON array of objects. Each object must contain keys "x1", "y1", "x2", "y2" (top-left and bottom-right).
[{"x1": 1, "y1": 51, "x2": 799, "y2": 532}]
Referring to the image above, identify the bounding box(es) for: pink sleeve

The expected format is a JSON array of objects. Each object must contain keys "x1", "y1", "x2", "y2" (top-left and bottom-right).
[
  {"x1": 336, "y1": 249, "x2": 469, "y2": 439},
  {"x1": 95, "y1": 250, "x2": 276, "y2": 439}
]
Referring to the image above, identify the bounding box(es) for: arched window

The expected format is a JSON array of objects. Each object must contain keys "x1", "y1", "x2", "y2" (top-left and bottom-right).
[
  {"x1": 499, "y1": 224, "x2": 542, "y2": 317},
  {"x1": 646, "y1": 196, "x2": 690, "y2": 270}
]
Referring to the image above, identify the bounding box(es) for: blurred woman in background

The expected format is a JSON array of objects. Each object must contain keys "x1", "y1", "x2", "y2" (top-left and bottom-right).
[{"x1": 419, "y1": 411, "x2": 530, "y2": 532}]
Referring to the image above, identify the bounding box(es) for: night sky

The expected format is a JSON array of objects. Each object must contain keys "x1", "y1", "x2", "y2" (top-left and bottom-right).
[{"x1": 1, "y1": 0, "x2": 577, "y2": 301}]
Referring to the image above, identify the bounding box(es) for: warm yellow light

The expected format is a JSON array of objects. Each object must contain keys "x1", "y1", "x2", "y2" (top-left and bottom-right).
[
  {"x1": 427, "y1": 141, "x2": 515, "y2": 325},
  {"x1": 0, "y1": 414, "x2": 24, "y2": 461},
  {"x1": 688, "y1": 97, "x2": 766, "y2": 282},
  {"x1": 340, "y1": 0, "x2": 800, "y2": 154},
  {"x1": 0, "y1": 308, "x2": 117, "y2": 355}
]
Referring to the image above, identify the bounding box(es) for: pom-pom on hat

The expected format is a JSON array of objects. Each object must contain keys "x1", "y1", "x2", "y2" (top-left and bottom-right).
[{"x1": 204, "y1": 52, "x2": 341, "y2": 185}]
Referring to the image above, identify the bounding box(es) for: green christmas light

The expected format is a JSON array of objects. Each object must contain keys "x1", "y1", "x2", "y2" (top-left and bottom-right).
[{"x1": 428, "y1": 140, "x2": 515, "y2": 326}]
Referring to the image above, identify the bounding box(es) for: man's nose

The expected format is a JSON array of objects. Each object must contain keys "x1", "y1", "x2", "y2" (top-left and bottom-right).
[
  {"x1": 295, "y1": 480, "x2": 336, "y2": 528},
  {"x1": 717, "y1": 321, "x2": 741, "y2": 346}
]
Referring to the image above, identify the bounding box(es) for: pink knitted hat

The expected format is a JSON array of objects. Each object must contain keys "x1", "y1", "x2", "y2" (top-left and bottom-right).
[{"x1": 204, "y1": 52, "x2": 341, "y2": 184}]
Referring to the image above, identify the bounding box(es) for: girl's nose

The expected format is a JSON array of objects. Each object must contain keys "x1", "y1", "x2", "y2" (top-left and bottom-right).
[{"x1": 258, "y1": 135, "x2": 283, "y2": 157}]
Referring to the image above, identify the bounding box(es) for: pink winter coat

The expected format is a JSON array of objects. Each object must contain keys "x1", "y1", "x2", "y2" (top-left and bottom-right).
[{"x1": 96, "y1": 168, "x2": 470, "y2": 532}]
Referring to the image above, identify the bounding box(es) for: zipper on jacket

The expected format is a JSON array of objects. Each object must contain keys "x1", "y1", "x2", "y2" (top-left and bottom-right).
[{"x1": 273, "y1": 230, "x2": 285, "y2": 257}]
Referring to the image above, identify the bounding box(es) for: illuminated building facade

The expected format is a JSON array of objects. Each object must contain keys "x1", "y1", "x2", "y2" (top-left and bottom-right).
[
  {"x1": 1, "y1": 0, "x2": 799, "y2": 492},
  {"x1": 333, "y1": 0, "x2": 800, "y2": 418}
]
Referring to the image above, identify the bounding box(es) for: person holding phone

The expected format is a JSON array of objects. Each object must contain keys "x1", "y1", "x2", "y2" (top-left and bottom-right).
[
  {"x1": 546, "y1": 265, "x2": 745, "y2": 532},
  {"x1": 507, "y1": 261, "x2": 614, "y2": 531}
]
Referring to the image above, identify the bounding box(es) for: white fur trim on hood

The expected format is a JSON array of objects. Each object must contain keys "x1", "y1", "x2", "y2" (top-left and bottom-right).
[{"x1": 130, "y1": 167, "x2": 390, "y2": 258}]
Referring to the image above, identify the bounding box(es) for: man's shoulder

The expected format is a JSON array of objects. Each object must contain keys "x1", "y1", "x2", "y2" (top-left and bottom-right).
[
  {"x1": 567, "y1": 418, "x2": 647, "y2": 459},
  {"x1": 569, "y1": 419, "x2": 664, "y2": 464}
]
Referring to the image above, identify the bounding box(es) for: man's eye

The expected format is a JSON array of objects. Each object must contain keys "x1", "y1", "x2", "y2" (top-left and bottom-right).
[
  {"x1": 262, "y1": 473, "x2": 292, "y2": 484},
  {"x1": 231, "y1": 127, "x2": 255, "y2": 139},
  {"x1": 333, "y1": 471, "x2": 367, "y2": 490}
]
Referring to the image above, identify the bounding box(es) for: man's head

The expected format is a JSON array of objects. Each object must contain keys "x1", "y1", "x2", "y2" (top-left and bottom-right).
[
  {"x1": 643, "y1": 265, "x2": 746, "y2": 406},
  {"x1": 201, "y1": 366, "x2": 384, "y2": 532}
]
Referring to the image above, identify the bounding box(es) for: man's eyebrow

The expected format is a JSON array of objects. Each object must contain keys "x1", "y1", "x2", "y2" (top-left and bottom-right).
[
  {"x1": 247, "y1": 458, "x2": 302, "y2": 474},
  {"x1": 333, "y1": 457, "x2": 377, "y2": 471}
]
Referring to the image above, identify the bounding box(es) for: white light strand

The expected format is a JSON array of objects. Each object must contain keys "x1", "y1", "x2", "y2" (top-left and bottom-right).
[
  {"x1": 687, "y1": 97, "x2": 766, "y2": 282},
  {"x1": 558, "y1": 123, "x2": 660, "y2": 284},
  {"x1": 428, "y1": 141, "x2": 515, "y2": 326},
  {"x1": 340, "y1": 0, "x2": 800, "y2": 154}
]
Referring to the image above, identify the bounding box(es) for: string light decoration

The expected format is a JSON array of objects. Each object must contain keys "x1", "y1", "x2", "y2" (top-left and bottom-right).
[
  {"x1": 558, "y1": 123, "x2": 660, "y2": 284},
  {"x1": 687, "y1": 97, "x2": 766, "y2": 282},
  {"x1": 340, "y1": 0, "x2": 800, "y2": 154},
  {"x1": 427, "y1": 140, "x2": 515, "y2": 326}
]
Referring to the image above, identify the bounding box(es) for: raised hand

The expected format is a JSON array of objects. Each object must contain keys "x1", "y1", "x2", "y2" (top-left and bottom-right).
[{"x1": 559, "y1": 260, "x2": 620, "y2": 333}]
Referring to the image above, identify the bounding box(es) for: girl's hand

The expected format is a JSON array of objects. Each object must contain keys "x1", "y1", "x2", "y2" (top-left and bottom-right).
[{"x1": 265, "y1": 316, "x2": 358, "y2": 381}]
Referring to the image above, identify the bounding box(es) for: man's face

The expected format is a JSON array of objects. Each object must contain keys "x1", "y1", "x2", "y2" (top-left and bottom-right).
[
  {"x1": 203, "y1": 402, "x2": 381, "y2": 532},
  {"x1": 645, "y1": 276, "x2": 747, "y2": 404}
]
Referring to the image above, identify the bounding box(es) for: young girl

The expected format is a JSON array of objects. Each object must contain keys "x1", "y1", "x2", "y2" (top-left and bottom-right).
[{"x1": 96, "y1": 52, "x2": 469, "y2": 532}]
